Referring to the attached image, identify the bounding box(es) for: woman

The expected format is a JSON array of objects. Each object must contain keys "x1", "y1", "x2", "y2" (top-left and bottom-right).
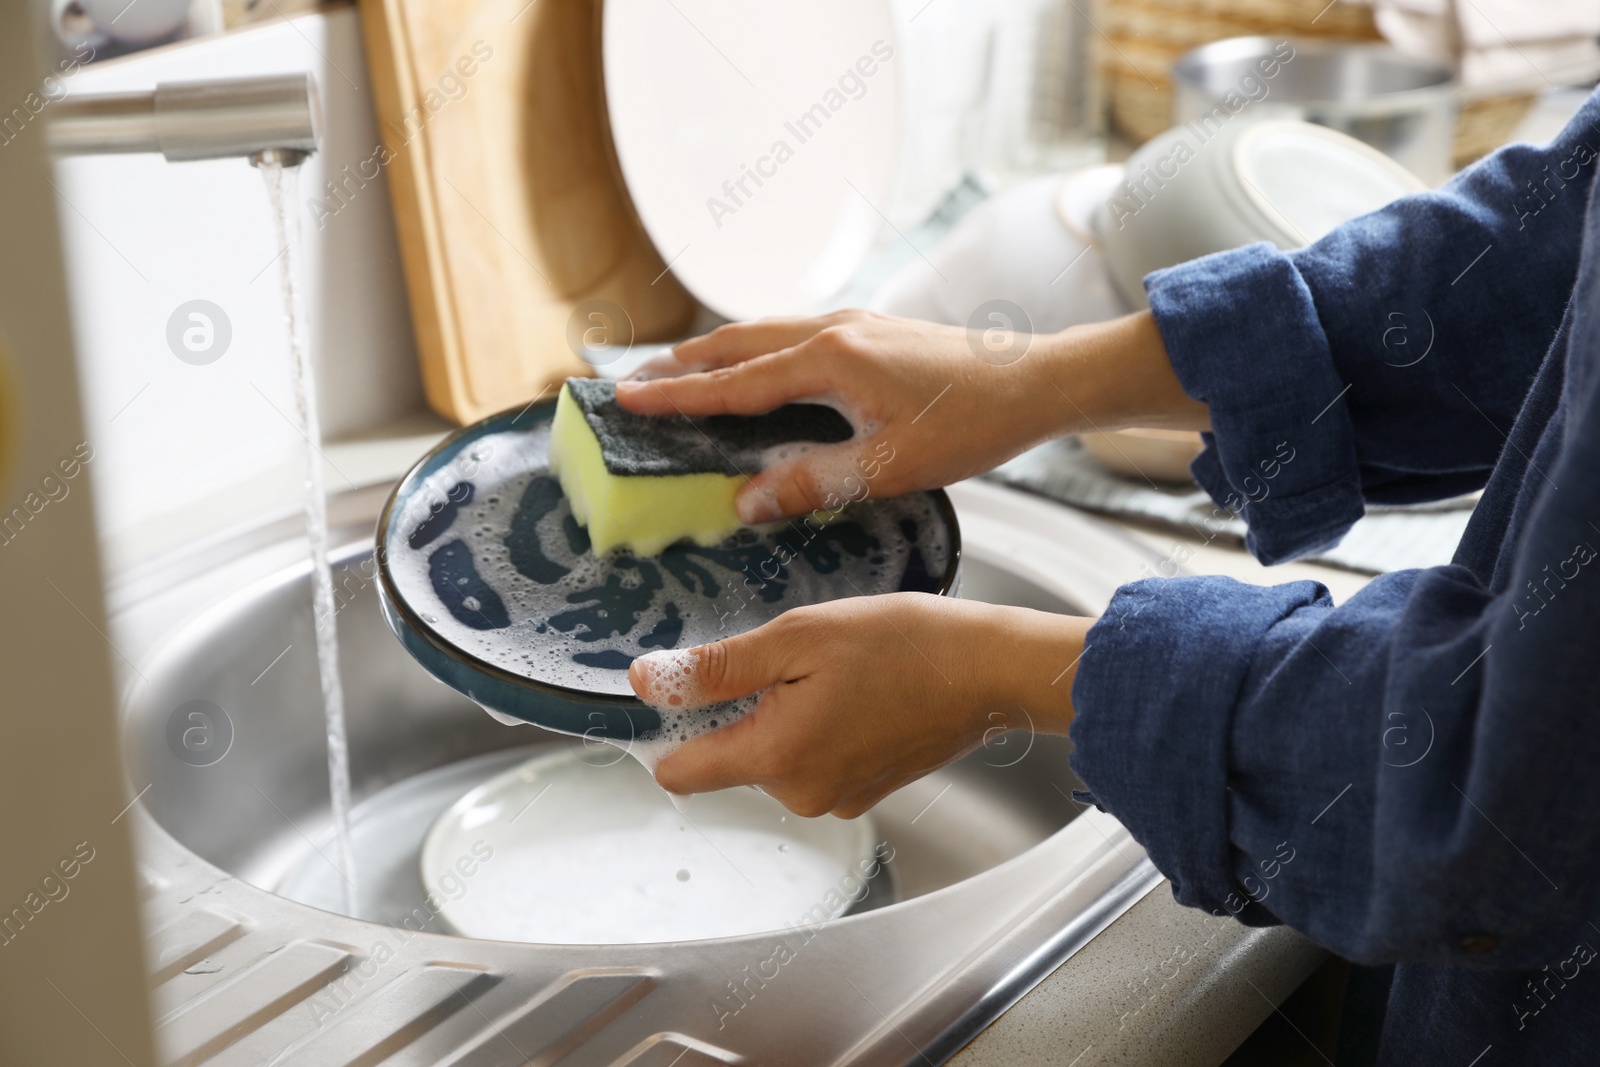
[{"x1": 618, "y1": 90, "x2": 1600, "y2": 1063}]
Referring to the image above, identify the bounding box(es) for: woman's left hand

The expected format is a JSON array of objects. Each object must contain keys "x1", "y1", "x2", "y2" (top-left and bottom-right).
[{"x1": 628, "y1": 594, "x2": 1090, "y2": 818}]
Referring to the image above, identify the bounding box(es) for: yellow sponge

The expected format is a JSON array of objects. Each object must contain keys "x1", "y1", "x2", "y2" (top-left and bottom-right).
[{"x1": 548, "y1": 379, "x2": 853, "y2": 557}]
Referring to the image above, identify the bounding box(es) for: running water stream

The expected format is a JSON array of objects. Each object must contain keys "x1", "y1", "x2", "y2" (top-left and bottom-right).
[{"x1": 259, "y1": 159, "x2": 358, "y2": 913}]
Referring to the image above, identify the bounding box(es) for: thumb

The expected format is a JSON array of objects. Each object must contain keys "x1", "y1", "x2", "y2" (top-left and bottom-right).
[
  {"x1": 628, "y1": 626, "x2": 793, "y2": 709},
  {"x1": 736, "y1": 445, "x2": 862, "y2": 524},
  {"x1": 735, "y1": 459, "x2": 822, "y2": 525}
]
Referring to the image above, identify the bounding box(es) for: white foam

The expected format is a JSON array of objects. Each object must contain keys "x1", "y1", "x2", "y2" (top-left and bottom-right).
[
  {"x1": 599, "y1": 735, "x2": 692, "y2": 811},
  {"x1": 752, "y1": 395, "x2": 888, "y2": 512},
  {"x1": 619, "y1": 650, "x2": 768, "y2": 802},
  {"x1": 632, "y1": 647, "x2": 706, "y2": 708}
]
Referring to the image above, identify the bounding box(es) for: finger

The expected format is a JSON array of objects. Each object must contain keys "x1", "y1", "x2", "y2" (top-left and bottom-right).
[
  {"x1": 628, "y1": 621, "x2": 801, "y2": 708},
  {"x1": 625, "y1": 349, "x2": 696, "y2": 381},
  {"x1": 736, "y1": 442, "x2": 875, "y2": 524},
  {"x1": 670, "y1": 316, "x2": 836, "y2": 371},
  {"x1": 761, "y1": 780, "x2": 846, "y2": 820},
  {"x1": 735, "y1": 455, "x2": 827, "y2": 524},
  {"x1": 830, "y1": 794, "x2": 880, "y2": 821},
  {"x1": 614, "y1": 348, "x2": 832, "y2": 418},
  {"x1": 830, "y1": 771, "x2": 914, "y2": 820},
  {"x1": 652, "y1": 711, "x2": 768, "y2": 795}
]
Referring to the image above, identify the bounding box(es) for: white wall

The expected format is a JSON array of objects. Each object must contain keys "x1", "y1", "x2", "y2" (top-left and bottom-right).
[
  {"x1": 54, "y1": 7, "x2": 423, "y2": 572},
  {"x1": 886, "y1": 0, "x2": 1095, "y2": 222}
]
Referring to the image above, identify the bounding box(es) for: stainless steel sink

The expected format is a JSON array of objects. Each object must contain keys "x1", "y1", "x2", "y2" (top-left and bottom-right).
[{"x1": 112, "y1": 479, "x2": 1165, "y2": 1066}]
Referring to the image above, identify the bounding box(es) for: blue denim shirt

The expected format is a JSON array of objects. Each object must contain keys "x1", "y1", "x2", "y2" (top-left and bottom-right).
[{"x1": 1071, "y1": 89, "x2": 1600, "y2": 1065}]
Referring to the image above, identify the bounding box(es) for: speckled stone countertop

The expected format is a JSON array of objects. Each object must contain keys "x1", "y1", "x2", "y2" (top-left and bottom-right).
[{"x1": 953, "y1": 885, "x2": 1325, "y2": 1066}]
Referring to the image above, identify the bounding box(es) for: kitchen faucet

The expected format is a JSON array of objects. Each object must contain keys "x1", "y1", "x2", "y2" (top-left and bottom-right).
[{"x1": 46, "y1": 72, "x2": 319, "y2": 167}]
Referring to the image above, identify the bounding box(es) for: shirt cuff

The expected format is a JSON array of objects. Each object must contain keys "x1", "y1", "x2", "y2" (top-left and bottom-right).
[
  {"x1": 1069, "y1": 574, "x2": 1329, "y2": 915},
  {"x1": 1146, "y1": 243, "x2": 1366, "y2": 564}
]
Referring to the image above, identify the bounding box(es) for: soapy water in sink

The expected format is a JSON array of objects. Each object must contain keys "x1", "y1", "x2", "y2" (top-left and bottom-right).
[
  {"x1": 261, "y1": 160, "x2": 358, "y2": 913},
  {"x1": 448, "y1": 810, "x2": 852, "y2": 943},
  {"x1": 386, "y1": 419, "x2": 951, "y2": 771},
  {"x1": 272, "y1": 748, "x2": 890, "y2": 942}
]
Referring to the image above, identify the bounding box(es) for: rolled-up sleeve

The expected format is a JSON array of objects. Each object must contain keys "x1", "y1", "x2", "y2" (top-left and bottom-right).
[
  {"x1": 1068, "y1": 574, "x2": 1331, "y2": 914},
  {"x1": 1073, "y1": 514, "x2": 1600, "y2": 968},
  {"x1": 1147, "y1": 246, "x2": 1363, "y2": 565},
  {"x1": 1072, "y1": 94, "x2": 1600, "y2": 968},
  {"x1": 1146, "y1": 90, "x2": 1599, "y2": 564}
]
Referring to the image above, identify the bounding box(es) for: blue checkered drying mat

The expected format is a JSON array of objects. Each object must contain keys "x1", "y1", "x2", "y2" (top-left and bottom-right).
[{"x1": 985, "y1": 438, "x2": 1476, "y2": 576}]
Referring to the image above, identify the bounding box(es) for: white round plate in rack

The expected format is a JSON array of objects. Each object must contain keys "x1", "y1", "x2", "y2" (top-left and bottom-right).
[{"x1": 602, "y1": 0, "x2": 901, "y2": 320}]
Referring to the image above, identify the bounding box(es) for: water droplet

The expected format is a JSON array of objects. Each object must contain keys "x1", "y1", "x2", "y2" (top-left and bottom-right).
[
  {"x1": 676, "y1": 868, "x2": 690, "y2": 882},
  {"x1": 777, "y1": 843, "x2": 788, "y2": 853}
]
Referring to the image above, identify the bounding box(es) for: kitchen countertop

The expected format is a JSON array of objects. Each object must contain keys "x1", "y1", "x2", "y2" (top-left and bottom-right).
[{"x1": 953, "y1": 888, "x2": 1327, "y2": 1067}]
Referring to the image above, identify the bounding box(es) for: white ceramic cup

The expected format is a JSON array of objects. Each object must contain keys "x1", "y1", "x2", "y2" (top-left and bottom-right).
[
  {"x1": 871, "y1": 166, "x2": 1131, "y2": 335},
  {"x1": 1095, "y1": 118, "x2": 1426, "y2": 309}
]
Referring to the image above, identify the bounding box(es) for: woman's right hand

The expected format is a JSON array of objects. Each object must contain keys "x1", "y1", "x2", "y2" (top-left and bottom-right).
[
  {"x1": 614, "y1": 308, "x2": 1206, "y2": 524},
  {"x1": 614, "y1": 309, "x2": 1061, "y2": 523}
]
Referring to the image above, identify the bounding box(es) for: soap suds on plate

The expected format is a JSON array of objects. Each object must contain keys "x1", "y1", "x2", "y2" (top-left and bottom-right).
[
  {"x1": 385, "y1": 413, "x2": 949, "y2": 785},
  {"x1": 626, "y1": 647, "x2": 771, "y2": 802},
  {"x1": 387, "y1": 420, "x2": 949, "y2": 710}
]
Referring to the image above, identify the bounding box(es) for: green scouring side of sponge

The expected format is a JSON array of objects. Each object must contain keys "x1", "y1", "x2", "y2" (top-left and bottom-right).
[{"x1": 548, "y1": 378, "x2": 853, "y2": 556}]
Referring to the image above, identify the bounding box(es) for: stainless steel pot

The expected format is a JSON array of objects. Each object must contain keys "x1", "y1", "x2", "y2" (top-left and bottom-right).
[{"x1": 1173, "y1": 37, "x2": 1458, "y2": 184}]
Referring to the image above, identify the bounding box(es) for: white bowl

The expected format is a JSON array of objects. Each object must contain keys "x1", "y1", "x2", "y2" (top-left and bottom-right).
[
  {"x1": 1080, "y1": 428, "x2": 1204, "y2": 484},
  {"x1": 1095, "y1": 118, "x2": 1426, "y2": 309},
  {"x1": 871, "y1": 165, "x2": 1131, "y2": 333}
]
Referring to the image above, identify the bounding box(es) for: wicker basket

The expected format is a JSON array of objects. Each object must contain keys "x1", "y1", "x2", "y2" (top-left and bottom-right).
[
  {"x1": 1096, "y1": 0, "x2": 1533, "y2": 167},
  {"x1": 1453, "y1": 93, "x2": 1539, "y2": 166},
  {"x1": 1098, "y1": 0, "x2": 1380, "y2": 143}
]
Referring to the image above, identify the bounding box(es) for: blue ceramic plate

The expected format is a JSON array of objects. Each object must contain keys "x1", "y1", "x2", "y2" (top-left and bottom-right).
[{"x1": 375, "y1": 397, "x2": 960, "y2": 742}]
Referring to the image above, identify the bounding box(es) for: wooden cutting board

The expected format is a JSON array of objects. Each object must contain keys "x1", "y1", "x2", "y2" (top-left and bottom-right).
[{"x1": 359, "y1": 0, "x2": 697, "y2": 425}]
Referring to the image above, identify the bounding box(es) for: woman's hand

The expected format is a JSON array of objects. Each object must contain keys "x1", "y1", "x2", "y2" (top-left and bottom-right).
[
  {"x1": 627, "y1": 593, "x2": 1092, "y2": 818},
  {"x1": 614, "y1": 308, "x2": 1207, "y2": 525},
  {"x1": 617, "y1": 310, "x2": 1058, "y2": 524}
]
